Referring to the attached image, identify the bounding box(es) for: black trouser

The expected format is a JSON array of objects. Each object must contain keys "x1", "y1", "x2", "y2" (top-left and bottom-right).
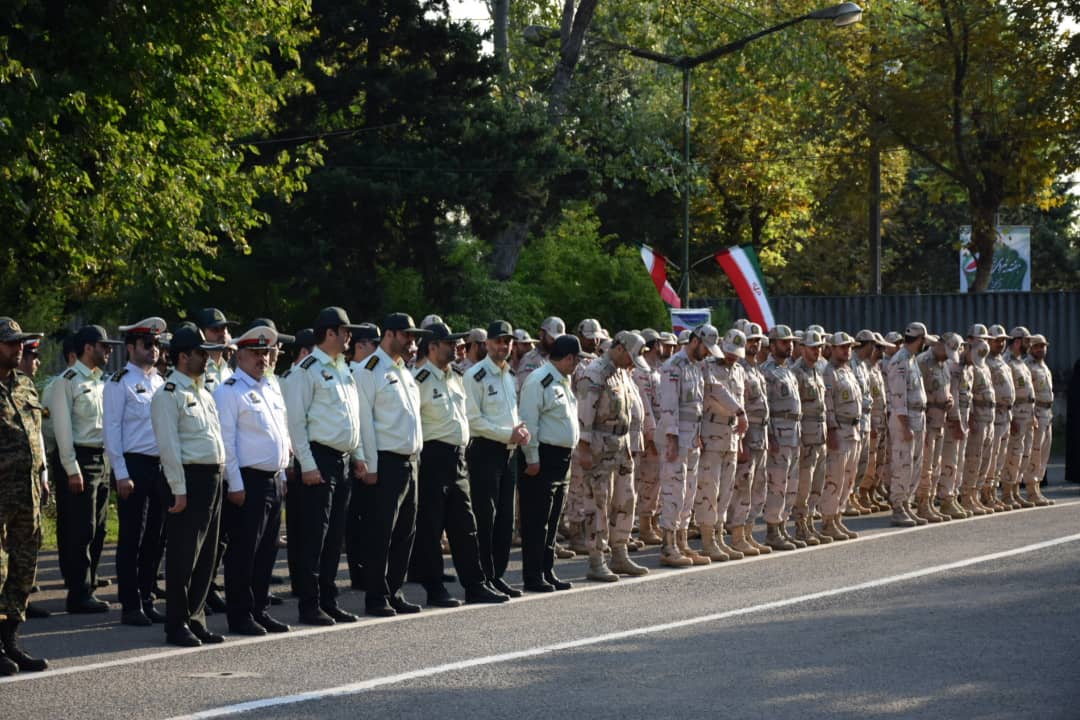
[
  {"x1": 55, "y1": 446, "x2": 109, "y2": 600},
  {"x1": 223, "y1": 468, "x2": 283, "y2": 624},
  {"x1": 292, "y1": 443, "x2": 351, "y2": 613},
  {"x1": 115, "y1": 453, "x2": 164, "y2": 612},
  {"x1": 362, "y1": 451, "x2": 418, "y2": 607},
  {"x1": 285, "y1": 459, "x2": 301, "y2": 596},
  {"x1": 412, "y1": 441, "x2": 484, "y2": 592},
  {"x1": 519, "y1": 444, "x2": 572, "y2": 583},
  {"x1": 466, "y1": 437, "x2": 516, "y2": 583},
  {"x1": 161, "y1": 464, "x2": 222, "y2": 634},
  {"x1": 345, "y1": 475, "x2": 368, "y2": 586}
]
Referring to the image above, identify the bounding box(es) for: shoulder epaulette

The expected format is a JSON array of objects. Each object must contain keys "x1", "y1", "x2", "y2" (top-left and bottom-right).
[
  {"x1": 365, "y1": 355, "x2": 380, "y2": 371},
  {"x1": 62, "y1": 369, "x2": 76, "y2": 380},
  {"x1": 281, "y1": 369, "x2": 293, "y2": 378},
  {"x1": 541, "y1": 373, "x2": 554, "y2": 388},
  {"x1": 415, "y1": 368, "x2": 430, "y2": 383},
  {"x1": 474, "y1": 367, "x2": 487, "y2": 382},
  {"x1": 453, "y1": 365, "x2": 464, "y2": 376},
  {"x1": 300, "y1": 356, "x2": 317, "y2": 370},
  {"x1": 111, "y1": 368, "x2": 129, "y2": 383},
  {"x1": 164, "y1": 382, "x2": 176, "y2": 392},
  {"x1": 224, "y1": 377, "x2": 237, "y2": 386}
]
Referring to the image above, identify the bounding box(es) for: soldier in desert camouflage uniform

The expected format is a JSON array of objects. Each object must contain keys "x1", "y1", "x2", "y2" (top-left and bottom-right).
[
  {"x1": 631, "y1": 330, "x2": 666, "y2": 546},
  {"x1": 787, "y1": 329, "x2": 827, "y2": 547},
  {"x1": 938, "y1": 333, "x2": 973, "y2": 519},
  {"x1": 821, "y1": 332, "x2": 862, "y2": 541},
  {"x1": 888, "y1": 323, "x2": 931, "y2": 527},
  {"x1": 1024, "y1": 334, "x2": 1055, "y2": 507},
  {"x1": 983, "y1": 324, "x2": 1014, "y2": 512},
  {"x1": 729, "y1": 323, "x2": 771, "y2": 556},
  {"x1": 854, "y1": 331, "x2": 891, "y2": 512},
  {"x1": 961, "y1": 329, "x2": 996, "y2": 515},
  {"x1": 1002, "y1": 327, "x2": 1036, "y2": 509},
  {"x1": 914, "y1": 336, "x2": 953, "y2": 523},
  {"x1": 761, "y1": 325, "x2": 801, "y2": 552}
]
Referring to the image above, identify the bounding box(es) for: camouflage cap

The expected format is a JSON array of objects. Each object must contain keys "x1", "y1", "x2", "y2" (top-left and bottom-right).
[
  {"x1": 540, "y1": 316, "x2": 566, "y2": 337},
  {"x1": 873, "y1": 332, "x2": 895, "y2": 349},
  {"x1": 615, "y1": 330, "x2": 650, "y2": 370},
  {"x1": 1029, "y1": 334, "x2": 1048, "y2": 347},
  {"x1": 806, "y1": 324, "x2": 826, "y2": 336},
  {"x1": 640, "y1": 328, "x2": 661, "y2": 344},
  {"x1": 0, "y1": 317, "x2": 43, "y2": 344},
  {"x1": 827, "y1": 331, "x2": 855, "y2": 347},
  {"x1": 420, "y1": 314, "x2": 444, "y2": 329},
  {"x1": 466, "y1": 328, "x2": 488, "y2": 344},
  {"x1": 855, "y1": 329, "x2": 876, "y2": 344},
  {"x1": 1009, "y1": 326, "x2": 1031, "y2": 339},
  {"x1": 884, "y1": 331, "x2": 904, "y2": 344},
  {"x1": 721, "y1": 329, "x2": 747, "y2": 359},
  {"x1": 767, "y1": 324, "x2": 795, "y2": 341},
  {"x1": 986, "y1": 324, "x2": 1009, "y2": 339},
  {"x1": 513, "y1": 328, "x2": 536, "y2": 344},
  {"x1": 692, "y1": 324, "x2": 723, "y2": 358},
  {"x1": 659, "y1": 331, "x2": 679, "y2": 346},
  {"x1": 677, "y1": 329, "x2": 691, "y2": 345},
  {"x1": 793, "y1": 330, "x2": 805, "y2": 343},
  {"x1": 733, "y1": 318, "x2": 751, "y2": 334},
  {"x1": 967, "y1": 323, "x2": 992, "y2": 340},
  {"x1": 942, "y1": 332, "x2": 963, "y2": 364},
  {"x1": 904, "y1": 321, "x2": 939, "y2": 343},
  {"x1": 744, "y1": 322, "x2": 766, "y2": 340},
  {"x1": 802, "y1": 330, "x2": 826, "y2": 348},
  {"x1": 577, "y1": 318, "x2": 607, "y2": 340}
]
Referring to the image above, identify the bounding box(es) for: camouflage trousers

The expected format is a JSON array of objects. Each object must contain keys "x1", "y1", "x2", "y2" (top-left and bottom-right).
[
  {"x1": 564, "y1": 448, "x2": 591, "y2": 524},
  {"x1": 821, "y1": 435, "x2": 860, "y2": 517},
  {"x1": 917, "y1": 426, "x2": 946, "y2": 496},
  {"x1": 583, "y1": 433, "x2": 636, "y2": 548},
  {"x1": 938, "y1": 429, "x2": 968, "y2": 499},
  {"x1": 987, "y1": 422, "x2": 1011, "y2": 489},
  {"x1": 695, "y1": 443, "x2": 738, "y2": 527},
  {"x1": 962, "y1": 421, "x2": 994, "y2": 492},
  {"x1": 731, "y1": 448, "x2": 768, "y2": 527},
  {"x1": 659, "y1": 445, "x2": 701, "y2": 531},
  {"x1": 859, "y1": 427, "x2": 886, "y2": 492},
  {"x1": 787, "y1": 443, "x2": 826, "y2": 521},
  {"x1": 888, "y1": 416, "x2": 925, "y2": 505},
  {"x1": 0, "y1": 497, "x2": 41, "y2": 623},
  {"x1": 764, "y1": 444, "x2": 799, "y2": 524},
  {"x1": 1002, "y1": 417, "x2": 1034, "y2": 486},
  {"x1": 633, "y1": 449, "x2": 661, "y2": 517},
  {"x1": 854, "y1": 426, "x2": 870, "y2": 497},
  {"x1": 1025, "y1": 415, "x2": 1052, "y2": 486}
]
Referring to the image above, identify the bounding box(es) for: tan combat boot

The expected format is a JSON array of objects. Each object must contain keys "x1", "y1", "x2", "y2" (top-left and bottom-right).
[
  {"x1": 959, "y1": 490, "x2": 985, "y2": 516},
  {"x1": 891, "y1": 504, "x2": 916, "y2": 527},
  {"x1": 835, "y1": 513, "x2": 859, "y2": 539},
  {"x1": 808, "y1": 517, "x2": 833, "y2": 544},
  {"x1": 977, "y1": 487, "x2": 997, "y2": 513},
  {"x1": 941, "y1": 496, "x2": 968, "y2": 520},
  {"x1": 904, "y1": 501, "x2": 929, "y2": 525},
  {"x1": 914, "y1": 494, "x2": 942, "y2": 524},
  {"x1": 729, "y1": 525, "x2": 760, "y2": 556},
  {"x1": 586, "y1": 551, "x2": 619, "y2": 582},
  {"x1": 676, "y1": 529, "x2": 711, "y2": 565},
  {"x1": 794, "y1": 517, "x2": 821, "y2": 546},
  {"x1": 716, "y1": 524, "x2": 744, "y2": 560},
  {"x1": 857, "y1": 488, "x2": 877, "y2": 514},
  {"x1": 745, "y1": 525, "x2": 772, "y2": 554},
  {"x1": 638, "y1": 515, "x2": 663, "y2": 545},
  {"x1": 609, "y1": 543, "x2": 649, "y2": 576},
  {"x1": 765, "y1": 523, "x2": 796, "y2": 551},
  {"x1": 1012, "y1": 483, "x2": 1035, "y2": 509},
  {"x1": 821, "y1": 515, "x2": 848, "y2": 541},
  {"x1": 780, "y1": 521, "x2": 807, "y2": 549},
  {"x1": 660, "y1": 530, "x2": 693, "y2": 568},
  {"x1": 1025, "y1": 481, "x2": 1053, "y2": 507},
  {"x1": 698, "y1": 524, "x2": 731, "y2": 562}
]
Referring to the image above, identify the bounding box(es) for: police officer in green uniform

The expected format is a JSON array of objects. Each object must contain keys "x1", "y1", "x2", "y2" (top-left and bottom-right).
[
  {"x1": 0, "y1": 318, "x2": 49, "y2": 675},
  {"x1": 150, "y1": 324, "x2": 227, "y2": 647},
  {"x1": 49, "y1": 324, "x2": 123, "y2": 613}
]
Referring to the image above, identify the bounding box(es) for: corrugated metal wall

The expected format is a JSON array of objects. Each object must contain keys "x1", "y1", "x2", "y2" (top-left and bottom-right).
[{"x1": 701, "y1": 291, "x2": 1079, "y2": 382}]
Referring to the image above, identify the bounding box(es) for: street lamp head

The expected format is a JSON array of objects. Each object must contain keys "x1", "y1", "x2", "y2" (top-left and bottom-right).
[{"x1": 808, "y1": 2, "x2": 864, "y2": 27}]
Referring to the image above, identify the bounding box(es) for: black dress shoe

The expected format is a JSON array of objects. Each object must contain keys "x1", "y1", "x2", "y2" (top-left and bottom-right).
[
  {"x1": 0, "y1": 651, "x2": 18, "y2": 676},
  {"x1": 489, "y1": 577, "x2": 522, "y2": 598},
  {"x1": 228, "y1": 617, "x2": 268, "y2": 636},
  {"x1": 321, "y1": 605, "x2": 359, "y2": 623},
  {"x1": 268, "y1": 574, "x2": 286, "y2": 586},
  {"x1": 254, "y1": 614, "x2": 290, "y2": 633},
  {"x1": 365, "y1": 602, "x2": 396, "y2": 618},
  {"x1": 166, "y1": 625, "x2": 202, "y2": 647},
  {"x1": 143, "y1": 603, "x2": 166, "y2": 624},
  {"x1": 465, "y1": 584, "x2": 509, "y2": 604},
  {"x1": 389, "y1": 594, "x2": 422, "y2": 614},
  {"x1": 544, "y1": 572, "x2": 573, "y2": 591},
  {"x1": 425, "y1": 587, "x2": 462, "y2": 608},
  {"x1": 67, "y1": 595, "x2": 111, "y2": 614},
  {"x1": 121, "y1": 610, "x2": 153, "y2": 627},
  {"x1": 523, "y1": 579, "x2": 555, "y2": 593},
  {"x1": 268, "y1": 593, "x2": 284, "y2": 606},
  {"x1": 189, "y1": 621, "x2": 225, "y2": 644},
  {"x1": 25, "y1": 602, "x2": 51, "y2": 619},
  {"x1": 96, "y1": 577, "x2": 111, "y2": 588},
  {"x1": 298, "y1": 607, "x2": 335, "y2": 626},
  {"x1": 205, "y1": 589, "x2": 227, "y2": 613}
]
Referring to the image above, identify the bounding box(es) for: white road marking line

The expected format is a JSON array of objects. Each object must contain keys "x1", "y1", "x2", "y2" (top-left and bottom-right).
[
  {"x1": 171, "y1": 531, "x2": 1080, "y2": 718},
  {"x1": 3, "y1": 499, "x2": 1077, "y2": 684}
]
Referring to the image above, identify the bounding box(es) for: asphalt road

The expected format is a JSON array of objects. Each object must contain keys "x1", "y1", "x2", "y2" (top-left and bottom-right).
[{"x1": 4, "y1": 475, "x2": 1078, "y2": 719}]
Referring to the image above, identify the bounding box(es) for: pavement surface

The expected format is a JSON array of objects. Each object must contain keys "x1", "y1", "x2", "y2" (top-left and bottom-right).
[{"x1": 4, "y1": 470, "x2": 1078, "y2": 719}]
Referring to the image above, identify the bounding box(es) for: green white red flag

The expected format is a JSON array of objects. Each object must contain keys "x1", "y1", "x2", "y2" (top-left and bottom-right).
[
  {"x1": 714, "y1": 245, "x2": 774, "y2": 331},
  {"x1": 639, "y1": 245, "x2": 681, "y2": 308}
]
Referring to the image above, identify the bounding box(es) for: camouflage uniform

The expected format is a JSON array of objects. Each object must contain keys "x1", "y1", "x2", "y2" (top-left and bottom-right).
[
  {"x1": 857, "y1": 355, "x2": 888, "y2": 498},
  {"x1": 849, "y1": 355, "x2": 873, "y2": 508},
  {"x1": 939, "y1": 356, "x2": 972, "y2": 503},
  {"x1": 1025, "y1": 353, "x2": 1054, "y2": 494},
  {"x1": 916, "y1": 351, "x2": 952, "y2": 499},
  {"x1": 788, "y1": 356, "x2": 826, "y2": 522},
  {"x1": 631, "y1": 360, "x2": 662, "y2": 521},
  {"x1": 578, "y1": 355, "x2": 635, "y2": 550},
  {"x1": 962, "y1": 355, "x2": 995, "y2": 497},
  {"x1": 762, "y1": 356, "x2": 801, "y2": 524},
  {"x1": 1002, "y1": 350, "x2": 1035, "y2": 491},
  {"x1": 887, "y1": 345, "x2": 927, "y2": 508},
  {"x1": 563, "y1": 353, "x2": 597, "y2": 533},
  {"x1": 732, "y1": 357, "x2": 769, "y2": 527},
  {"x1": 515, "y1": 347, "x2": 549, "y2": 394},
  {"x1": 0, "y1": 371, "x2": 46, "y2": 624},
  {"x1": 985, "y1": 352, "x2": 1015, "y2": 493},
  {"x1": 822, "y1": 358, "x2": 862, "y2": 518},
  {"x1": 657, "y1": 348, "x2": 703, "y2": 532},
  {"x1": 696, "y1": 358, "x2": 745, "y2": 528}
]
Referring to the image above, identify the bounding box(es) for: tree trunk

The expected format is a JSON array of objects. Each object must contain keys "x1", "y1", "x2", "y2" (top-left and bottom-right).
[
  {"x1": 490, "y1": 221, "x2": 531, "y2": 280},
  {"x1": 967, "y1": 202, "x2": 998, "y2": 292},
  {"x1": 492, "y1": 0, "x2": 509, "y2": 75}
]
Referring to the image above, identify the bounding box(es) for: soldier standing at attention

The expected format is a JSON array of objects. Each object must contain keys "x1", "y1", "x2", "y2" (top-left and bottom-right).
[
  {"x1": 729, "y1": 323, "x2": 771, "y2": 556},
  {"x1": 761, "y1": 325, "x2": 801, "y2": 551},
  {"x1": 787, "y1": 330, "x2": 827, "y2": 547},
  {"x1": 938, "y1": 333, "x2": 972, "y2": 519},
  {"x1": 344, "y1": 323, "x2": 380, "y2": 591},
  {"x1": 821, "y1": 332, "x2": 861, "y2": 541},
  {"x1": 914, "y1": 336, "x2": 953, "y2": 523},
  {"x1": 853, "y1": 330, "x2": 889, "y2": 512},
  {"x1": 282, "y1": 307, "x2": 366, "y2": 626},
  {"x1": 961, "y1": 331, "x2": 995, "y2": 515},
  {"x1": 631, "y1": 330, "x2": 664, "y2": 546},
  {"x1": 1002, "y1": 327, "x2": 1036, "y2": 509},
  {"x1": 104, "y1": 317, "x2": 168, "y2": 626},
  {"x1": 0, "y1": 317, "x2": 49, "y2": 675},
  {"x1": 887, "y1": 323, "x2": 932, "y2": 527},
  {"x1": 150, "y1": 324, "x2": 227, "y2": 647},
  {"x1": 984, "y1": 325, "x2": 1015, "y2": 511},
  {"x1": 1024, "y1": 334, "x2": 1055, "y2": 506},
  {"x1": 50, "y1": 324, "x2": 123, "y2": 613},
  {"x1": 516, "y1": 317, "x2": 565, "y2": 392}
]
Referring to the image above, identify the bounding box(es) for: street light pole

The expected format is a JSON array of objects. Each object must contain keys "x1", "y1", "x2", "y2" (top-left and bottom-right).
[{"x1": 682, "y1": 68, "x2": 692, "y2": 304}]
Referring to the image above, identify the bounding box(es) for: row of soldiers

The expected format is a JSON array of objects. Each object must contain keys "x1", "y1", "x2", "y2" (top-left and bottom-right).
[{"x1": 0, "y1": 310, "x2": 1057, "y2": 673}]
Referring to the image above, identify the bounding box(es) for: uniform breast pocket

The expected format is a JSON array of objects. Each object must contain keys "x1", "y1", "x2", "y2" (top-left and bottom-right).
[
  {"x1": 74, "y1": 389, "x2": 100, "y2": 418},
  {"x1": 182, "y1": 403, "x2": 209, "y2": 429}
]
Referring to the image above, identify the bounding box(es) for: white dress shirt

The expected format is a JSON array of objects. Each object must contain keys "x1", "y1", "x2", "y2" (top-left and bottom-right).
[
  {"x1": 214, "y1": 368, "x2": 291, "y2": 492},
  {"x1": 353, "y1": 347, "x2": 423, "y2": 474},
  {"x1": 103, "y1": 362, "x2": 164, "y2": 480}
]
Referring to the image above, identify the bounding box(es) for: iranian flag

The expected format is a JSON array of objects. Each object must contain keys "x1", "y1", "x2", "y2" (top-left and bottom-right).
[
  {"x1": 715, "y1": 245, "x2": 775, "y2": 331},
  {"x1": 639, "y1": 245, "x2": 681, "y2": 308}
]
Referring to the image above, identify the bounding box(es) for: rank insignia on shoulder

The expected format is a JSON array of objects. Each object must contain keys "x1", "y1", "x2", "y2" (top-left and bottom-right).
[
  {"x1": 111, "y1": 368, "x2": 129, "y2": 382},
  {"x1": 452, "y1": 365, "x2": 464, "y2": 376},
  {"x1": 164, "y1": 383, "x2": 176, "y2": 392},
  {"x1": 415, "y1": 369, "x2": 430, "y2": 383},
  {"x1": 281, "y1": 369, "x2": 292, "y2": 378},
  {"x1": 365, "y1": 356, "x2": 380, "y2": 371},
  {"x1": 541, "y1": 374, "x2": 554, "y2": 388},
  {"x1": 474, "y1": 368, "x2": 487, "y2": 382},
  {"x1": 224, "y1": 377, "x2": 237, "y2": 386},
  {"x1": 301, "y1": 356, "x2": 317, "y2": 370},
  {"x1": 63, "y1": 369, "x2": 77, "y2": 380}
]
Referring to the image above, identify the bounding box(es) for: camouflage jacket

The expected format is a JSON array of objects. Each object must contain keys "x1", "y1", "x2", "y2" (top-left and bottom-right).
[{"x1": 0, "y1": 370, "x2": 46, "y2": 504}]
